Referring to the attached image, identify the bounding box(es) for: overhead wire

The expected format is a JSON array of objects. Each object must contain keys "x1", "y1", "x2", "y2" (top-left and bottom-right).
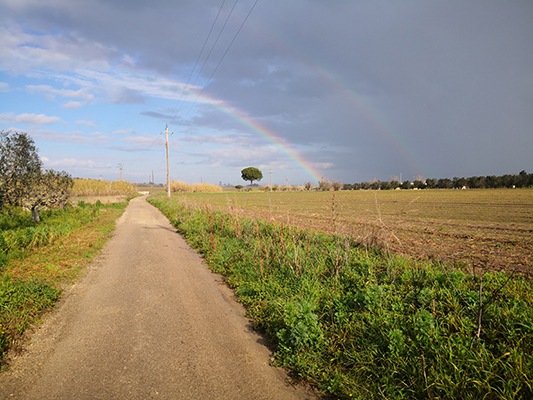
[
  {"x1": 168, "y1": 0, "x2": 228, "y2": 125},
  {"x1": 138, "y1": 0, "x2": 229, "y2": 183},
  {"x1": 186, "y1": 0, "x2": 239, "y2": 94},
  {"x1": 111, "y1": 1, "x2": 252, "y2": 182},
  {"x1": 184, "y1": 0, "x2": 260, "y2": 118},
  {"x1": 152, "y1": 0, "x2": 259, "y2": 183}
]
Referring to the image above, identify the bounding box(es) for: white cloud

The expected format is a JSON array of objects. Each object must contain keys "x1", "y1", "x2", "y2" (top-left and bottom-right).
[
  {"x1": 75, "y1": 120, "x2": 96, "y2": 127},
  {"x1": 26, "y1": 128, "x2": 108, "y2": 145},
  {"x1": 120, "y1": 135, "x2": 164, "y2": 147},
  {"x1": 0, "y1": 82, "x2": 9, "y2": 92},
  {"x1": 0, "y1": 112, "x2": 14, "y2": 123},
  {"x1": 0, "y1": 21, "x2": 221, "y2": 110},
  {"x1": 111, "y1": 129, "x2": 136, "y2": 136},
  {"x1": 0, "y1": 23, "x2": 112, "y2": 75},
  {"x1": 0, "y1": 112, "x2": 60, "y2": 125},
  {"x1": 27, "y1": 84, "x2": 94, "y2": 101},
  {"x1": 43, "y1": 158, "x2": 113, "y2": 169},
  {"x1": 63, "y1": 101, "x2": 82, "y2": 109}
]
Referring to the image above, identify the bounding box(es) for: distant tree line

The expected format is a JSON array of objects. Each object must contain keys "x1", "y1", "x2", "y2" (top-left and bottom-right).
[{"x1": 343, "y1": 170, "x2": 533, "y2": 191}]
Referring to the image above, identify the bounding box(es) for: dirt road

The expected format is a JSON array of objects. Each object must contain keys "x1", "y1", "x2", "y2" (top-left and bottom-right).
[{"x1": 0, "y1": 197, "x2": 317, "y2": 399}]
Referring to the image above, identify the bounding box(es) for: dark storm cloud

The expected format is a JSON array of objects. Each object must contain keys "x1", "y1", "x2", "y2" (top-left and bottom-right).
[{"x1": 2, "y1": 0, "x2": 532, "y2": 182}]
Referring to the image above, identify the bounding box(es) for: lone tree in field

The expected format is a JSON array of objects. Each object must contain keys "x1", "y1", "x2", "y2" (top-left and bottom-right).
[
  {"x1": 241, "y1": 167, "x2": 263, "y2": 189},
  {"x1": 0, "y1": 130, "x2": 73, "y2": 222}
]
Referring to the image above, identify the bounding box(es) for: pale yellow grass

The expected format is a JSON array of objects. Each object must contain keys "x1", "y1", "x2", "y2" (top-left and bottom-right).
[
  {"x1": 168, "y1": 180, "x2": 222, "y2": 193},
  {"x1": 72, "y1": 179, "x2": 136, "y2": 196}
]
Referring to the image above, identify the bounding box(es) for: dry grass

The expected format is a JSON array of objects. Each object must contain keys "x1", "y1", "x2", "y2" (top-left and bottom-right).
[
  {"x1": 72, "y1": 178, "x2": 137, "y2": 197},
  {"x1": 70, "y1": 195, "x2": 130, "y2": 204},
  {"x1": 168, "y1": 189, "x2": 533, "y2": 275},
  {"x1": 168, "y1": 180, "x2": 223, "y2": 193}
]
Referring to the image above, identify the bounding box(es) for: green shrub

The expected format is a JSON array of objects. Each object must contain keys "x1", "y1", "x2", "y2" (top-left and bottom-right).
[{"x1": 148, "y1": 196, "x2": 533, "y2": 400}]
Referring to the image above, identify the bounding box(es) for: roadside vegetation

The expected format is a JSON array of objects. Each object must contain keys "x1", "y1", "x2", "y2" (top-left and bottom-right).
[
  {"x1": 149, "y1": 194, "x2": 532, "y2": 399},
  {"x1": 167, "y1": 180, "x2": 223, "y2": 193},
  {"x1": 1, "y1": 129, "x2": 132, "y2": 366},
  {"x1": 0, "y1": 201, "x2": 128, "y2": 366},
  {"x1": 72, "y1": 178, "x2": 137, "y2": 197},
  {"x1": 172, "y1": 189, "x2": 533, "y2": 274}
]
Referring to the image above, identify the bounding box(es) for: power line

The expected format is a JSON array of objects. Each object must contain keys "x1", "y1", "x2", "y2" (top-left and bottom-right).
[
  {"x1": 185, "y1": 0, "x2": 260, "y2": 118},
  {"x1": 168, "y1": 0, "x2": 228, "y2": 124},
  {"x1": 175, "y1": 0, "x2": 240, "y2": 120},
  {"x1": 187, "y1": 0, "x2": 239, "y2": 92}
]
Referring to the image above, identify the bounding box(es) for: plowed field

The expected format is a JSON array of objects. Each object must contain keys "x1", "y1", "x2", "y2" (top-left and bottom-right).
[{"x1": 176, "y1": 189, "x2": 533, "y2": 276}]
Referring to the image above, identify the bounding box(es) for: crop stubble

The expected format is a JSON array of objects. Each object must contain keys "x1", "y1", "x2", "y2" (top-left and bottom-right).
[{"x1": 178, "y1": 189, "x2": 533, "y2": 276}]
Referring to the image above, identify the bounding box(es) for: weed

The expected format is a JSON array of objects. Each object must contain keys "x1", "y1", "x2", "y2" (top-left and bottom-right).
[
  {"x1": 0, "y1": 201, "x2": 127, "y2": 365},
  {"x1": 149, "y1": 194, "x2": 533, "y2": 400}
]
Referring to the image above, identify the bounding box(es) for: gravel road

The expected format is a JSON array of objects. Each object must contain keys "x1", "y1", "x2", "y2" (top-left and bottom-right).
[{"x1": 0, "y1": 196, "x2": 317, "y2": 399}]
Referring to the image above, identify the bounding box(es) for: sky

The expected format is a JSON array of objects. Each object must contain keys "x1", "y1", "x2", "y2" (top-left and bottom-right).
[{"x1": 1, "y1": 0, "x2": 532, "y2": 186}]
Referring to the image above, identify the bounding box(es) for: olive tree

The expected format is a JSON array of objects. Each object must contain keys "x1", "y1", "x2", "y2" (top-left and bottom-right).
[
  {"x1": 22, "y1": 170, "x2": 73, "y2": 222},
  {"x1": 241, "y1": 167, "x2": 263, "y2": 189},
  {"x1": 1, "y1": 131, "x2": 73, "y2": 221},
  {"x1": 0, "y1": 130, "x2": 42, "y2": 208}
]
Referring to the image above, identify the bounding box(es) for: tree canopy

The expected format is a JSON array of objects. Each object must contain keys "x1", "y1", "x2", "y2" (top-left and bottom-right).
[
  {"x1": 241, "y1": 167, "x2": 263, "y2": 189},
  {"x1": 0, "y1": 130, "x2": 73, "y2": 221},
  {"x1": 0, "y1": 130, "x2": 42, "y2": 208}
]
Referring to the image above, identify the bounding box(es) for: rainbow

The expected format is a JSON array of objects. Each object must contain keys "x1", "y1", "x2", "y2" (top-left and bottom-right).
[
  {"x1": 183, "y1": 92, "x2": 323, "y2": 184},
  {"x1": 244, "y1": 23, "x2": 428, "y2": 178},
  {"x1": 172, "y1": 24, "x2": 428, "y2": 184}
]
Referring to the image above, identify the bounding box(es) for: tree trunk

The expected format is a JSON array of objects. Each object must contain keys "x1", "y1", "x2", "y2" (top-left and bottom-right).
[
  {"x1": 250, "y1": 180, "x2": 253, "y2": 189},
  {"x1": 31, "y1": 207, "x2": 41, "y2": 223}
]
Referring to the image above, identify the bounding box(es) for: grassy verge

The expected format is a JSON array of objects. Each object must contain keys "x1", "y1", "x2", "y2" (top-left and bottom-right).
[
  {"x1": 165, "y1": 189, "x2": 533, "y2": 274},
  {"x1": 149, "y1": 195, "x2": 533, "y2": 400},
  {"x1": 0, "y1": 200, "x2": 128, "y2": 366}
]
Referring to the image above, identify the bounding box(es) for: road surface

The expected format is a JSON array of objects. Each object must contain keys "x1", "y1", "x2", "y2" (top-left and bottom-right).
[{"x1": 0, "y1": 196, "x2": 317, "y2": 399}]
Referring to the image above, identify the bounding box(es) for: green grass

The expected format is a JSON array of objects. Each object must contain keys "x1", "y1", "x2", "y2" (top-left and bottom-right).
[
  {"x1": 0, "y1": 200, "x2": 128, "y2": 366},
  {"x1": 164, "y1": 189, "x2": 533, "y2": 275},
  {"x1": 149, "y1": 194, "x2": 533, "y2": 400}
]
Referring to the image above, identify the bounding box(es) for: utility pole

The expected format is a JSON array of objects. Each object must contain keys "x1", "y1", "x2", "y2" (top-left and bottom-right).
[
  {"x1": 117, "y1": 163, "x2": 123, "y2": 181},
  {"x1": 270, "y1": 169, "x2": 272, "y2": 192},
  {"x1": 161, "y1": 125, "x2": 173, "y2": 198}
]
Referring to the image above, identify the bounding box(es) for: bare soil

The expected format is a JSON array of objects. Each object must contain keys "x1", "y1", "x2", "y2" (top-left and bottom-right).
[{"x1": 181, "y1": 189, "x2": 533, "y2": 277}]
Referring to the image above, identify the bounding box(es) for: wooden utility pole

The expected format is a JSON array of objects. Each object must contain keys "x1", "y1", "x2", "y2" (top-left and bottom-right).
[
  {"x1": 161, "y1": 125, "x2": 173, "y2": 198},
  {"x1": 270, "y1": 169, "x2": 272, "y2": 192},
  {"x1": 117, "y1": 163, "x2": 123, "y2": 181}
]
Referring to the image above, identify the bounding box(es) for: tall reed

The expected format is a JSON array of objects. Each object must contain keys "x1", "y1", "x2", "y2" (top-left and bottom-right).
[
  {"x1": 72, "y1": 178, "x2": 136, "y2": 196},
  {"x1": 167, "y1": 180, "x2": 223, "y2": 193}
]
